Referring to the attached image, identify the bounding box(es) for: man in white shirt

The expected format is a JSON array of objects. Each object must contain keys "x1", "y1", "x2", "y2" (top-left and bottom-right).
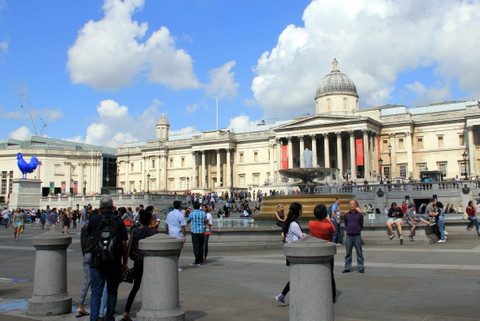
[{"x1": 166, "y1": 200, "x2": 186, "y2": 241}]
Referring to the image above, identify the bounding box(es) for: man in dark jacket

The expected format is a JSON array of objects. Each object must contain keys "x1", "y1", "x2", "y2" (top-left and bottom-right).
[
  {"x1": 343, "y1": 199, "x2": 365, "y2": 273},
  {"x1": 87, "y1": 197, "x2": 128, "y2": 321}
]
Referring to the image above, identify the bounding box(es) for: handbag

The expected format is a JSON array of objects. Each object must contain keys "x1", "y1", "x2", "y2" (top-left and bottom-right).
[{"x1": 122, "y1": 268, "x2": 134, "y2": 283}]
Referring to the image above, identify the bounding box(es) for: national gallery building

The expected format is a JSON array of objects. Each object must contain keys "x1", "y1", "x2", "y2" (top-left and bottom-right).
[{"x1": 117, "y1": 60, "x2": 480, "y2": 194}]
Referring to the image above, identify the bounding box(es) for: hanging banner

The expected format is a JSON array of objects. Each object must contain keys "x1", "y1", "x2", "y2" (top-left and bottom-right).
[
  {"x1": 355, "y1": 138, "x2": 364, "y2": 166},
  {"x1": 61, "y1": 181, "x2": 66, "y2": 194},
  {"x1": 71, "y1": 181, "x2": 78, "y2": 195},
  {"x1": 281, "y1": 145, "x2": 288, "y2": 169}
]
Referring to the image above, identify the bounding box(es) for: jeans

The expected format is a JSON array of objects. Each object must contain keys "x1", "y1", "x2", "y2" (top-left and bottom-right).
[
  {"x1": 191, "y1": 233, "x2": 205, "y2": 264},
  {"x1": 99, "y1": 282, "x2": 108, "y2": 316},
  {"x1": 90, "y1": 267, "x2": 120, "y2": 321},
  {"x1": 344, "y1": 235, "x2": 364, "y2": 270},
  {"x1": 125, "y1": 263, "x2": 144, "y2": 313},
  {"x1": 332, "y1": 218, "x2": 342, "y2": 244},
  {"x1": 204, "y1": 235, "x2": 210, "y2": 259},
  {"x1": 467, "y1": 216, "x2": 479, "y2": 230},
  {"x1": 438, "y1": 218, "x2": 446, "y2": 240}
]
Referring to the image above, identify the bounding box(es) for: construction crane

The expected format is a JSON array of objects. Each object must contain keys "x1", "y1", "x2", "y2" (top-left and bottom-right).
[{"x1": 18, "y1": 92, "x2": 47, "y2": 136}]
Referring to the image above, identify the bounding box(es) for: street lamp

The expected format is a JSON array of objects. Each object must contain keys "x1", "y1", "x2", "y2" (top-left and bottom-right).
[
  {"x1": 378, "y1": 157, "x2": 384, "y2": 181},
  {"x1": 462, "y1": 151, "x2": 468, "y2": 180},
  {"x1": 147, "y1": 173, "x2": 151, "y2": 193}
]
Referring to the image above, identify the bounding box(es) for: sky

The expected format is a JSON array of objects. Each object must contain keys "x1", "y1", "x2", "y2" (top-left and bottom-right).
[{"x1": 1, "y1": 0, "x2": 480, "y2": 147}]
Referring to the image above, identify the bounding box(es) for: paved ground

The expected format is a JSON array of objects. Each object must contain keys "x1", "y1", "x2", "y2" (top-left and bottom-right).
[{"x1": 1, "y1": 225, "x2": 480, "y2": 320}]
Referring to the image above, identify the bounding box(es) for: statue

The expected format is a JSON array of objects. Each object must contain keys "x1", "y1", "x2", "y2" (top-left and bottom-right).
[
  {"x1": 303, "y1": 148, "x2": 313, "y2": 168},
  {"x1": 17, "y1": 153, "x2": 39, "y2": 179}
]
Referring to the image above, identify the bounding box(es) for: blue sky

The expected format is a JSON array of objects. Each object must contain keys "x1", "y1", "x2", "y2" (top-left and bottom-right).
[{"x1": 1, "y1": 0, "x2": 479, "y2": 146}]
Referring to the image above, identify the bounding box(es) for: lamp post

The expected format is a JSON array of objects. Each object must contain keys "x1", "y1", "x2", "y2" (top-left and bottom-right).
[
  {"x1": 147, "y1": 173, "x2": 151, "y2": 193},
  {"x1": 462, "y1": 151, "x2": 468, "y2": 180},
  {"x1": 378, "y1": 157, "x2": 383, "y2": 182}
]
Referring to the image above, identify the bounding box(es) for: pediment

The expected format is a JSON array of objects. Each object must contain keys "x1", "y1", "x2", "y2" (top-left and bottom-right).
[{"x1": 275, "y1": 114, "x2": 359, "y2": 131}]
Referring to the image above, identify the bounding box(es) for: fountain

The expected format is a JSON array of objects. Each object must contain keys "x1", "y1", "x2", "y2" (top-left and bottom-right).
[{"x1": 260, "y1": 148, "x2": 352, "y2": 219}]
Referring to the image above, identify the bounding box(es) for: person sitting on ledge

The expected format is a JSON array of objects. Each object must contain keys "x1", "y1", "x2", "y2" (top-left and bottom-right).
[{"x1": 386, "y1": 202, "x2": 405, "y2": 245}]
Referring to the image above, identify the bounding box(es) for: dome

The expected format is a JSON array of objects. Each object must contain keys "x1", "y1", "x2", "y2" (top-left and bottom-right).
[
  {"x1": 157, "y1": 113, "x2": 169, "y2": 125},
  {"x1": 315, "y1": 58, "x2": 358, "y2": 100}
]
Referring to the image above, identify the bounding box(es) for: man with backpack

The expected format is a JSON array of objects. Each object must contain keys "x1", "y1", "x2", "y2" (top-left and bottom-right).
[{"x1": 87, "y1": 197, "x2": 128, "y2": 321}]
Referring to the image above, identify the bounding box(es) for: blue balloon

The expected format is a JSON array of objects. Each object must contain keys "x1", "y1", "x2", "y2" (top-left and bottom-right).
[{"x1": 17, "y1": 152, "x2": 39, "y2": 178}]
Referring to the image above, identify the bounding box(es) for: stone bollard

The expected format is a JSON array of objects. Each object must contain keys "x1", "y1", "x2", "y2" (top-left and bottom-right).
[
  {"x1": 284, "y1": 236, "x2": 337, "y2": 321},
  {"x1": 137, "y1": 234, "x2": 185, "y2": 321},
  {"x1": 28, "y1": 231, "x2": 72, "y2": 316}
]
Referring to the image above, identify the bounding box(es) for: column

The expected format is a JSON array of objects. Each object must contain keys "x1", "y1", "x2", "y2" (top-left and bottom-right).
[
  {"x1": 363, "y1": 130, "x2": 370, "y2": 180},
  {"x1": 191, "y1": 152, "x2": 197, "y2": 189},
  {"x1": 125, "y1": 161, "x2": 130, "y2": 192},
  {"x1": 284, "y1": 237, "x2": 336, "y2": 321},
  {"x1": 405, "y1": 131, "x2": 413, "y2": 178},
  {"x1": 323, "y1": 134, "x2": 330, "y2": 168},
  {"x1": 216, "y1": 150, "x2": 221, "y2": 187},
  {"x1": 390, "y1": 134, "x2": 397, "y2": 177},
  {"x1": 287, "y1": 137, "x2": 293, "y2": 169},
  {"x1": 467, "y1": 126, "x2": 476, "y2": 176},
  {"x1": 79, "y1": 164, "x2": 84, "y2": 194},
  {"x1": 299, "y1": 136, "x2": 305, "y2": 168},
  {"x1": 156, "y1": 156, "x2": 161, "y2": 191},
  {"x1": 270, "y1": 143, "x2": 275, "y2": 183},
  {"x1": 349, "y1": 131, "x2": 356, "y2": 179},
  {"x1": 201, "y1": 151, "x2": 206, "y2": 188},
  {"x1": 277, "y1": 138, "x2": 283, "y2": 171},
  {"x1": 336, "y1": 132, "x2": 343, "y2": 178},
  {"x1": 28, "y1": 232, "x2": 72, "y2": 316},
  {"x1": 226, "y1": 149, "x2": 232, "y2": 188},
  {"x1": 143, "y1": 157, "x2": 148, "y2": 192},
  {"x1": 311, "y1": 135, "x2": 318, "y2": 167},
  {"x1": 65, "y1": 162, "x2": 71, "y2": 194},
  {"x1": 6, "y1": 174, "x2": 11, "y2": 200},
  {"x1": 162, "y1": 155, "x2": 168, "y2": 191},
  {"x1": 137, "y1": 234, "x2": 185, "y2": 321}
]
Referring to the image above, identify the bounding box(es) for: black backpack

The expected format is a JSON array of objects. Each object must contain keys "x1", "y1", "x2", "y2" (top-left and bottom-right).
[{"x1": 92, "y1": 217, "x2": 118, "y2": 265}]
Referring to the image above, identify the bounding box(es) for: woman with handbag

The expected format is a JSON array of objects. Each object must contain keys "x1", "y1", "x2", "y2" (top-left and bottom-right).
[
  {"x1": 275, "y1": 202, "x2": 306, "y2": 305},
  {"x1": 120, "y1": 210, "x2": 159, "y2": 321}
]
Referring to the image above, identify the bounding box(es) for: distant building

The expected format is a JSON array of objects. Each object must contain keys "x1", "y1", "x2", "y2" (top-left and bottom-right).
[
  {"x1": 117, "y1": 59, "x2": 480, "y2": 193},
  {"x1": 0, "y1": 136, "x2": 116, "y2": 203}
]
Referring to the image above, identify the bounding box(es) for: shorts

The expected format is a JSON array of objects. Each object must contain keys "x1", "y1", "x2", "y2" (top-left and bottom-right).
[
  {"x1": 387, "y1": 218, "x2": 403, "y2": 225},
  {"x1": 13, "y1": 222, "x2": 23, "y2": 228},
  {"x1": 405, "y1": 219, "x2": 417, "y2": 227}
]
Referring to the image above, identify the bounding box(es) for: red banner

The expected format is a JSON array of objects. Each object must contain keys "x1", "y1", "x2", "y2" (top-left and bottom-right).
[
  {"x1": 281, "y1": 145, "x2": 288, "y2": 169},
  {"x1": 355, "y1": 138, "x2": 364, "y2": 166}
]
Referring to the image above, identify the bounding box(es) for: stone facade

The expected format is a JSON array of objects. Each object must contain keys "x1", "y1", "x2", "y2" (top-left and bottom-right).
[
  {"x1": 0, "y1": 136, "x2": 117, "y2": 203},
  {"x1": 116, "y1": 60, "x2": 480, "y2": 194}
]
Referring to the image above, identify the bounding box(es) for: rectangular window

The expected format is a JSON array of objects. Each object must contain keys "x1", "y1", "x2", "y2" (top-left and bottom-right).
[
  {"x1": 399, "y1": 164, "x2": 407, "y2": 178},
  {"x1": 168, "y1": 178, "x2": 174, "y2": 190},
  {"x1": 253, "y1": 173, "x2": 260, "y2": 185},
  {"x1": 459, "y1": 134, "x2": 465, "y2": 146},
  {"x1": 130, "y1": 163, "x2": 134, "y2": 172},
  {"x1": 437, "y1": 136, "x2": 444, "y2": 148},
  {"x1": 398, "y1": 138, "x2": 404, "y2": 150},
  {"x1": 417, "y1": 137, "x2": 423, "y2": 149},
  {"x1": 238, "y1": 174, "x2": 245, "y2": 187},
  {"x1": 268, "y1": 150, "x2": 271, "y2": 161},
  {"x1": 181, "y1": 157, "x2": 185, "y2": 167},
  {"x1": 383, "y1": 139, "x2": 389, "y2": 152},
  {"x1": 152, "y1": 159, "x2": 155, "y2": 169},
  {"x1": 254, "y1": 151, "x2": 258, "y2": 162},
  {"x1": 418, "y1": 163, "x2": 427, "y2": 173},
  {"x1": 239, "y1": 152, "x2": 244, "y2": 163},
  {"x1": 437, "y1": 162, "x2": 447, "y2": 176},
  {"x1": 383, "y1": 166, "x2": 391, "y2": 178},
  {"x1": 169, "y1": 158, "x2": 173, "y2": 168}
]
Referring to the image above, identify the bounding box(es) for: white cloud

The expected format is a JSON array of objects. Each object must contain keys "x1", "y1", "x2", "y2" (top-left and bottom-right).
[
  {"x1": 251, "y1": 0, "x2": 480, "y2": 118},
  {"x1": 406, "y1": 81, "x2": 450, "y2": 105},
  {"x1": 8, "y1": 126, "x2": 32, "y2": 140},
  {"x1": 76, "y1": 98, "x2": 161, "y2": 147},
  {"x1": 205, "y1": 60, "x2": 239, "y2": 99},
  {"x1": 184, "y1": 103, "x2": 198, "y2": 115},
  {"x1": 170, "y1": 126, "x2": 198, "y2": 136},
  {"x1": 0, "y1": 41, "x2": 8, "y2": 53},
  {"x1": 67, "y1": 0, "x2": 199, "y2": 90},
  {"x1": 2, "y1": 108, "x2": 63, "y2": 122},
  {"x1": 227, "y1": 114, "x2": 258, "y2": 129}
]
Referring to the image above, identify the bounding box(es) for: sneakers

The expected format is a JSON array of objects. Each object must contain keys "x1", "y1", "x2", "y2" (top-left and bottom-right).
[
  {"x1": 437, "y1": 239, "x2": 446, "y2": 243},
  {"x1": 409, "y1": 236, "x2": 415, "y2": 242},
  {"x1": 190, "y1": 263, "x2": 200, "y2": 267},
  {"x1": 275, "y1": 294, "x2": 286, "y2": 305},
  {"x1": 389, "y1": 234, "x2": 395, "y2": 240},
  {"x1": 358, "y1": 269, "x2": 365, "y2": 273},
  {"x1": 399, "y1": 238, "x2": 403, "y2": 245},
  {"x1": 178, "y1": 268, "x2": 183, "y2": 272},
  {"x1": 342, "y1": 269, "x2": 351, "y2": 273}
]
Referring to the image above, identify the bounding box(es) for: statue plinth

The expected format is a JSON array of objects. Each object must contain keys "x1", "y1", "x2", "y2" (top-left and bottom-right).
[{"x1": 9, "y1": 179, "x2": 42, "y2": 209}]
